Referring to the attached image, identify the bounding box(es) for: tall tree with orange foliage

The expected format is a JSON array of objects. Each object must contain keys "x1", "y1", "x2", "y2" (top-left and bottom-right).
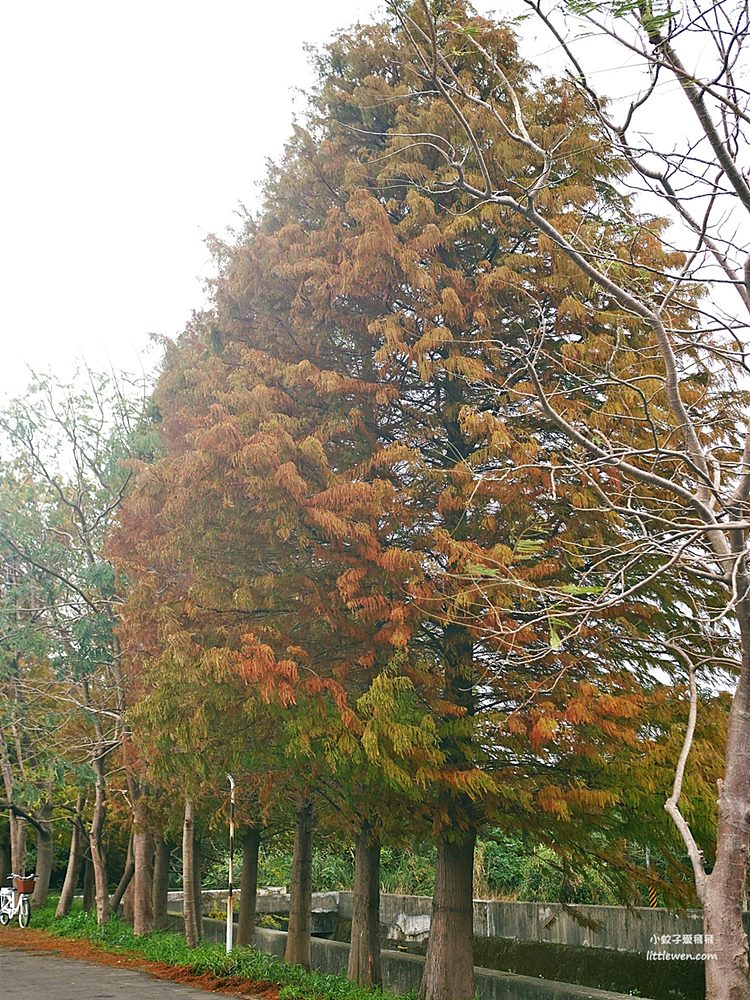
[
  {"x1": 378, "y1": 2, "x2": 750, "y2": 995},
  {"x1": 110, "y1": 323, "x2": 432, "y2": 968},
  {"x1": 198, "y1": 12, "x2": 732, "y2": 998},
  {"x1": 112, "y1": 9, "x2": 732, "y2": 998}
]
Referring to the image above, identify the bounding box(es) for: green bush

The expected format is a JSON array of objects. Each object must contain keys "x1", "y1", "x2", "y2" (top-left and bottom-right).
[
  {"x1": 474, "y1": 834, "x2": 526, "y2": 898},
  {"x1": 516, "y1": 846, "x2": 564, "y2": 902},
  {"x1": 515, "y1": 846, "x2": 619, "y2": 904},
  {"x1": 208, "y1": 842, "x2": 430, "y2": 895},
  {"x1": 203, "y1": 835, "x2": 624, "y2": 904},
  {"x1": 312, "y1": 849, "x2": 355, "y2": 891},
  {"x1": 380, "y1": 844, "x2": 435, "y2": 896}
]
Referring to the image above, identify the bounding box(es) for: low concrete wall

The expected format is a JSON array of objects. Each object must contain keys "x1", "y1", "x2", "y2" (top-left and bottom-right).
[
  {"x1": 255, "y1": 890, "x2": 339, "y2": 915},
  {"x1": 169, "y1": 889, "x2": 721, "y2": 955},
  {"x1": 166, "y1": 889, "x2": 337, "y2": 935},
  {"x1": 338, "y1": 892, "x2": 709, "y2": 954},
  {"x1": 167, "y1": 888, "x2": 339, "y2": 917},
  {"x1": 168, "y1": 913, "x2": 651, "y2": 1000}
]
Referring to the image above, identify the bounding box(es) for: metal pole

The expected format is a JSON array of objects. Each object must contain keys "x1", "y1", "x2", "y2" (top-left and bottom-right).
[{"x1": 226, "y1": 774, "x2": 235, "y2": 953}]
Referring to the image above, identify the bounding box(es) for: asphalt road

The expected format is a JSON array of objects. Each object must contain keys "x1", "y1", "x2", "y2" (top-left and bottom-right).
[{"x1": 0, "y1": 946, "x2": 239, "y2": 999}]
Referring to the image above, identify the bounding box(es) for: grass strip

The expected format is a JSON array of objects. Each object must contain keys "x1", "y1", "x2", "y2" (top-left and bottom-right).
[{"x1": 29, "y1": 903, "x2": 412, "y2": 1000}]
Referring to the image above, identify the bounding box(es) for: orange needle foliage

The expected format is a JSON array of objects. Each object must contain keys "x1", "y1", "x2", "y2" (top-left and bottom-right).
[{"x1": 110, "y1": 7, "x2": 729, "y2": 996}]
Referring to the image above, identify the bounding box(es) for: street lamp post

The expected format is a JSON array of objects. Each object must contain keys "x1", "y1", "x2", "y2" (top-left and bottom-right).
[{"x1": 226, "y1": 773, "x2": 236, "y2": 953}]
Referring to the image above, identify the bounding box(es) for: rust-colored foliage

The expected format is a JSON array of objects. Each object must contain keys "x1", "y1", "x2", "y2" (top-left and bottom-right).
[{"x1": 110, "y1": 5, "x2": 728, "y2": 899}]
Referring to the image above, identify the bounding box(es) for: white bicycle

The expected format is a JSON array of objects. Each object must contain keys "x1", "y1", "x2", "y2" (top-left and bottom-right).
[{"x1": 0, "y1": 873, "x2": 35, "y2": 927}]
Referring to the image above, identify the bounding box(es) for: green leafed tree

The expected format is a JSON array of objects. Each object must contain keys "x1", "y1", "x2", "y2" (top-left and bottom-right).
[{"x1": 0, "y1": 368, "x2": 150, "y2": 921}]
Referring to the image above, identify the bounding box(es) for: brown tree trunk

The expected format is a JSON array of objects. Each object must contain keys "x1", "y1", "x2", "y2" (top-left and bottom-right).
[
  {"x1": 31, "y1": 801, "x2": 53, "y2": 907},
  {"x1": 123, "y1": 876, "x2": 135, "y2": 924},
  {"x1": 284, "y1": 800, "x2": 313, "y2": 970},
  {"x1": 418, "y1": 618, "x2": 477, "y2": 1000},
  {"x1": 10, "y1": 815, "x2": 27, "y2": 875},
  {"x1": 182, "y1": 797, "x2": 200, "y2": 948},
  {"x1": 703, "y1": 603, "x2": 750, "y2": 1000},
  {"x1": 56, "y1": 796, "x2": 85, "y2": 918},
  {"x1": 347, "y1": 820, "x2": 381, "y2": 987},
  {"x1": 133, "y1": 829, "x2": 154, "y2": 934},
  {"x1": 237, "y1": 827, "x2": 260, "y2": 947},
  {"x1": 418, "y1": 829, "x2": 476, "y2": 1000},
  {"x1": 152, "y1": 836, "x2": 170, "y2": 930},
  {"x1": 133, "y1": 794, "x2": 154, "y2": 936},
  {"x1": 89, "y1": 758, "x2": 109, "y2": 923},
  {"x1": 2, "y1": 716, "x2": 27, "y2": 878},
  {"x1": 193, "y1": 834, "x2": 203, "y2": 939},
  {"x1": 0, "y1": 834, "x2": 10, "y2": 889},
  {"x1": 82, "y1": 850, "x2": 95, "y2": 913},
  {"x1": 110, "y1": 833, "x2": 134, "y2": 915}
]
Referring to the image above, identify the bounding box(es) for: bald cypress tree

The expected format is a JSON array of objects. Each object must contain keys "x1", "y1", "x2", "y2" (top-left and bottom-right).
[{"x1": 115, "y1": 8, "x2": 731, "y2": 998}]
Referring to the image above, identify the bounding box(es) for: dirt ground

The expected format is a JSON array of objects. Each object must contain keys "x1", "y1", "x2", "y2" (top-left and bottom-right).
[{"x1": 0, "y1": 924, "x2": 281, "y2": 999}]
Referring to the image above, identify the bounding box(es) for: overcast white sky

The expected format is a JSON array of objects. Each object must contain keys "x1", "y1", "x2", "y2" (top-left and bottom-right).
[
  {"x1": 0, "y1": 1, "x2": 692, "y2": 401},
  {"x1": 0, "y1": 1, "x2": 387, "y2": 398}
]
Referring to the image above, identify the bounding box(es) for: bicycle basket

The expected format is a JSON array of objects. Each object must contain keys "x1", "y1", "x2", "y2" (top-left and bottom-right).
[{"x1": 13, "y1": 877, "x2": 35, "y2": 894}]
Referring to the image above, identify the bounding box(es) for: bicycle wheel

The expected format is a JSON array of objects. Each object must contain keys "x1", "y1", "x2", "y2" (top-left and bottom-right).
[
  {"x1": 19, "y1": 896, "x2": 30, "y2": 927},
  {"x1": 0, "y1": 909, "x2": 9, "y2": 926}
]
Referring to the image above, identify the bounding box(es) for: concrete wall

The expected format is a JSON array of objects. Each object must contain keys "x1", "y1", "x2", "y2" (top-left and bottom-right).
[
  {"x1": 255, "y1": 890, "x2": 339, "y2": 915},
  {"x1": 166, "y1": 888, "x2": 339, "y2": 919},
  {"x1": 170, "y1": 913, "x2": 652, "y2": 1000},
  {"x1": 339, "y1": 892, "x2": 708, "y2": 954},
  {"x1": 169, "y1": 888, "x2": 716, "y2": 955}
]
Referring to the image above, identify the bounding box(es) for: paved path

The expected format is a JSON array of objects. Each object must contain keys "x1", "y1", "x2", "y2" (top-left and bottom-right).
[{"x1": 0, "y1": 946, "x2": 235, "y2": 999}]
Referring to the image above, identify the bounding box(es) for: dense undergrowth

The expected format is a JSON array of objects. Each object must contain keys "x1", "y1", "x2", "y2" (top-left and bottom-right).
[
  {"x1": 204, "y1": 835, "x2": 626, "y2": 905},
  {"x1": 28, "y1": 901, "x2": 412, "y2": 1000}
]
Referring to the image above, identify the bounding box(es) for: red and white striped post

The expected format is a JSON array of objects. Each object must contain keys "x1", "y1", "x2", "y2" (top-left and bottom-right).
[{"x1": 226, "y1": 773, "x2": 236, "y2": 953}]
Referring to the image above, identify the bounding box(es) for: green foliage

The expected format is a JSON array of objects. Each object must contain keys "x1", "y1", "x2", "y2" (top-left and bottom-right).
[
  {"x1": 380, "y1": 844, "x2": 437, "y2": 896},
  {"x1": 562, "y1": 1, "x2": 678, "y2": 46},
  {"x1": 474, "y1": 836, "x2": 621, "y2": 904},
  {"x1": 29, "y1": 901, "x2": 414, "y2": 1000},
  {"x1": 515, "y1": 846, "x2": 619, "y2": 905},
  {"x1": 205, "y1": 836, "x2": 623, "y2": 903},
  {"x1": 257, "y1": 845, "x2": 293, "y2": 889},
  {"x1": 473, "y1": 835, "x2": 525, "y2": 897},
  {"x1": 0, "y1": 368, "x2": 150, "y2": 817},
  {"x1": 205, "y1": 843, "x2": 356, "y2": 893}
]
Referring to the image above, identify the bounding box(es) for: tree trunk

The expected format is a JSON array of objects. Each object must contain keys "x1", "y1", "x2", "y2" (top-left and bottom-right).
[
  {"x1": 3, "y1": 724, "x2": 26, "y2": 878},
  {"x1": 284, "y1": 800, "x2": 314, "y2": 969},
  {"x1": 89, "y1": 758, "x2": 109, "y2": 923},
  {"x1": 133, "y1": 829, "x2": 154, "y2": 934},
  {"x1": 10, "y1": 815, "x2": 27, "y2": 876},
  {"x1": 152, "y1": 836, "x2": 170, "y2": 930},
  {"x1": 347, "y1": 820, "x2": 381, "y2": 987},
  {"x1": 418, "y1": 829, "x2": 476, "y2": 1000},
  {"x1": 703, "y1": 602, "x2": 750, "y2": 1000},
  {"x1": 31, "y1": 801, "x2": 53, "y2": 907},
  {"x1": 418, "y1": 618, "x2": 477, "y2": 1000},
  {"x1": 82, "y1": 850, "x2": 95, "y2": 913},
  {"x1": 237, "y1": 827, "x2": 260, "y2": 947},
  {"x1": 110, "y1": 833, "x2": 134, "y2": 915},
  {"x1": 182, "y1": 797, "x2": 200, "y2": 948},
  {"x1": 123, "y1": 876, "x2": 135, "y2": 924},
  {"x1": 193, "y1": 835, "x2": 203, "y2": 939},
  {"x1": 133, "y1": 794, "x2": 154, "y2": 936},
  {"x1": 0, "y1": 834, "x2": 10, "y2": 889},
  {"x1": 56, "y1": 796, "x2": 85, "y2": 918}
]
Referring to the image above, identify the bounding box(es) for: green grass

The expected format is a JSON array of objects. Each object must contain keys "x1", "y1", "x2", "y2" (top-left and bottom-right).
[{"x1": 28, "y1": 902, "x2": 412, "y2": 1000}]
